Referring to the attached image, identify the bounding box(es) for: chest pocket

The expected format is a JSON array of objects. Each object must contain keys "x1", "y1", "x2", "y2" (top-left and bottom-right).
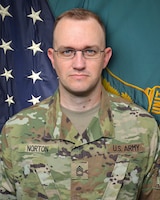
[
  {"x1": 102, "y1": 155, "x2": 129, "y2": 200},
  {"x1": 16, "y1": 142, "x2": 73, "y2": 200}
]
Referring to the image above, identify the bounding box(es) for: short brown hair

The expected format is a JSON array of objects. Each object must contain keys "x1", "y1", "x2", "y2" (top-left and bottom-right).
[{"x1": 53, "y1": 8, "x2": 106, "y2": 43}]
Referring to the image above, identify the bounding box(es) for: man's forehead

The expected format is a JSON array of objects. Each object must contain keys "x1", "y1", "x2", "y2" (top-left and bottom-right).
[
  {"x1": 54, "y1": 17, "x2": 101, "y2": 32},
  {"x1": 54, "y1": 18, "x2": 104, "y2": 39},
  {"x1": 53, "y1": 18, "x2": 105, "y2": 48}
]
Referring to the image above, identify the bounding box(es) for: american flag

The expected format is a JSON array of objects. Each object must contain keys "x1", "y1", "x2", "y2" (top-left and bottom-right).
[{"x1": 0, "y1": 0, "x2": 58, "y2": 131}]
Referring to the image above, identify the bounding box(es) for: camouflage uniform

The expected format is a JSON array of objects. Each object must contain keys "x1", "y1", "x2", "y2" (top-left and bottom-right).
[{"x1": 0, "y1": 88, "x2": 160, "y2": 200}]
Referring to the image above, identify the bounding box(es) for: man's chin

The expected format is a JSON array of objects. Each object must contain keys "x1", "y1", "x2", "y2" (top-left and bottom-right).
[{"x1": 68, "y1": 88, "x2": 94, "y2": 97}]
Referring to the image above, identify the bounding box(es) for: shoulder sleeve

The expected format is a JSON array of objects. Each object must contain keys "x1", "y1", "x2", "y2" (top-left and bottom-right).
[
  {"x1": 139, "y1": 124, "x2": 160, "y2": 199},
  {"x1": 0, "y1": 125, "x2": 16, "y2": 199}
]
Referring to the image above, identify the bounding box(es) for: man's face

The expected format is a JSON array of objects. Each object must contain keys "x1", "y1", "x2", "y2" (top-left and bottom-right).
[{"x1": 48, "y1": 18, "x2": 112, "y2": 96}]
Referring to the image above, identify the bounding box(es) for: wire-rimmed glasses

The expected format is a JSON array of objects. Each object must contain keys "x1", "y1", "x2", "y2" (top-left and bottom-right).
[{"x1": 53, "y1": 46, "x2": 105, "y2": 59}]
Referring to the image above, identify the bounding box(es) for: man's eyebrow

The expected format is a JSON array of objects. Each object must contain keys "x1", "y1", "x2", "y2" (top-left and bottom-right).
[
  {"x1": 56, "y1": 46, "x2": 75, "y2": 49},
  {"x1": 57, "y1": 45, "x2": 100, "y2": 50},
  {"x1": 84, "y1": 45, "x2": 99, "y2": 48}
]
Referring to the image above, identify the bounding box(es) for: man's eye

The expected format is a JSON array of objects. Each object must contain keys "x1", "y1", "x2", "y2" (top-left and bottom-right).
[
  {"x1": 61, "y1": 49, "x2": 74, "y2": 56},
  {"x1": 85, "y1": 49, "x2": 97, "y2": 55}
]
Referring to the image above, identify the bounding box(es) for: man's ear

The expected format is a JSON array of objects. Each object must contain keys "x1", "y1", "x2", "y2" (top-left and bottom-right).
[
  {"x1": 103, "y1": 47, "x2": 112, "y2": 69},
  {"x1": 47, "y1": 48, "x2": 55, "y2": 68}
]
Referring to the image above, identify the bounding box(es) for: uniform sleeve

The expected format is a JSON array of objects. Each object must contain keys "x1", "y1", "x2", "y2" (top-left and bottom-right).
[
  {"x1": 139, "y1": 125, "x2": 160, "y2": 199},
  {"x1": 0, "y1": 126, "x2": 17, "y2": 199}
]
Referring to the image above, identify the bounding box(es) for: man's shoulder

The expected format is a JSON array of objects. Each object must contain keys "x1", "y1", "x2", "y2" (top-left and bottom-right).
[
  {"x1": 103, "y1": 90, "x2": 157, "y2": 127},
  {"x1": 4, "y1": 95, "x2": 55, "y2": 129},
  {"x1": 105, "y1": 90, "x2": 151, "y2": 114},
  {"x1": 0, "y1": 94, "x2": 58, "y2": 140}
]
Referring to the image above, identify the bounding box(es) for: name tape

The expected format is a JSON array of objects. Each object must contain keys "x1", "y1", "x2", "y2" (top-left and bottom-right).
[{"x1": 25, "y1": 144, "x2": 49, "y2": 153}]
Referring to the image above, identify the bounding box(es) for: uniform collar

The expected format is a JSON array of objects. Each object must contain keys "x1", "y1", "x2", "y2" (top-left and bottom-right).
[{"x1": 44, "y1": 88, "x2": 115, "y2": 146}]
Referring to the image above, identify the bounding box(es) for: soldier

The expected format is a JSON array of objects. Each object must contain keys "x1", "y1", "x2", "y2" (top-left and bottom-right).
[{"x1": 0, "y1": 8, "x2": 160, "y2": 200}]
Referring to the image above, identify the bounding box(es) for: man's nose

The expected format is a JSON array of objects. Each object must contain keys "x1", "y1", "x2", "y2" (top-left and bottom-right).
[{"x1": 72, "y1": 51, "x2": 86, "y2": 69}]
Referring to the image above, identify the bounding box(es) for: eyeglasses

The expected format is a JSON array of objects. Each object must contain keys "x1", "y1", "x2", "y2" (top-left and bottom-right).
[{"x1": 53, "y1": 47, "x2": 105, "y2": 59}]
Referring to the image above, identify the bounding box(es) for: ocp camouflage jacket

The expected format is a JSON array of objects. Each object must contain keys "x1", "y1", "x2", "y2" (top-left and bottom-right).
[{"x1": 0, "y1": 88, "x2": 160, "y2": 200}]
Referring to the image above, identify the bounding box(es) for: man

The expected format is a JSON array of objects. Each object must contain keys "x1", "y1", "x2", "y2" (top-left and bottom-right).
[{"x1": 0, "y1": 8, "x2": 160, "y2": 200}]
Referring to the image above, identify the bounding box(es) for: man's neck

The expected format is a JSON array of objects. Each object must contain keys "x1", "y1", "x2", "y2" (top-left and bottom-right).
[{"x1": 59, "y1": 86, "x2": 102, "y2": 112}]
